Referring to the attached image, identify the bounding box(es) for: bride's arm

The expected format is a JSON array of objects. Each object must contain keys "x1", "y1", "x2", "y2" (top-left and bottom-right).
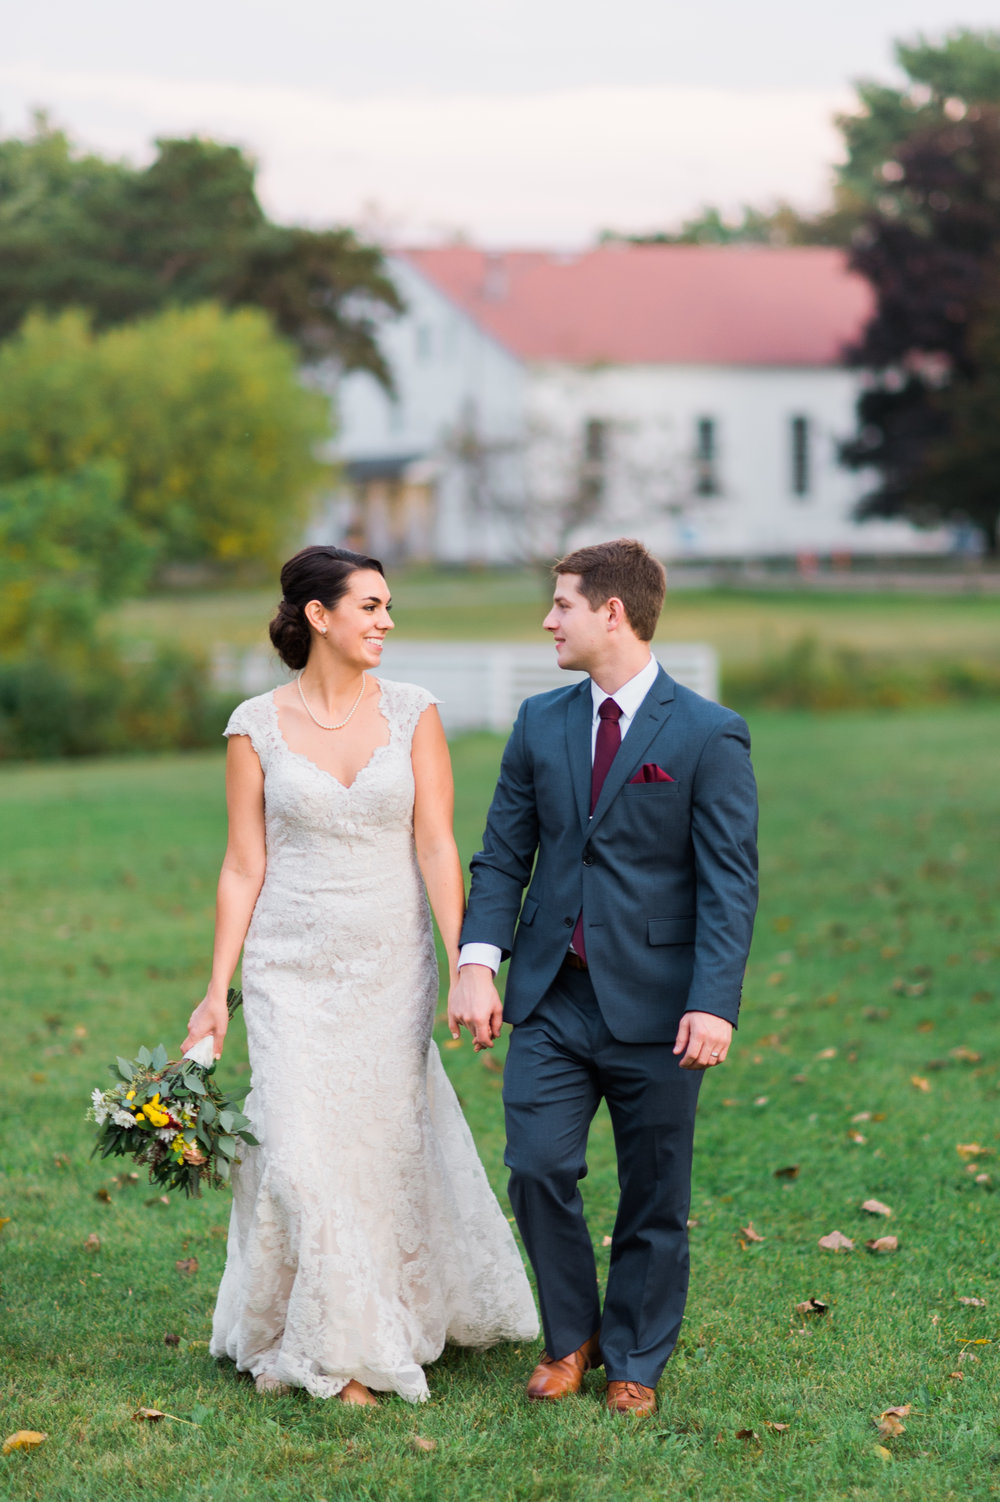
[
  {"x1": 412, "y1": 705, "x2": 466, "y2": 990},
  {"x1": 182, "y1": 734, "x2": 266, "y2": 1059}
]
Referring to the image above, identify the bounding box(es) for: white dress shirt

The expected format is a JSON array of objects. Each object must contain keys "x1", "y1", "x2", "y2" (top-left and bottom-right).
[{"x1": 459, "y1": 654, "x2": 659, "y2": 974}]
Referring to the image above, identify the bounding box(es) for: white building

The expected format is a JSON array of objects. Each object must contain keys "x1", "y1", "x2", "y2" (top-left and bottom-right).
[{"x1": 329, "y1": 243, "x2": 950, "y2": 564}]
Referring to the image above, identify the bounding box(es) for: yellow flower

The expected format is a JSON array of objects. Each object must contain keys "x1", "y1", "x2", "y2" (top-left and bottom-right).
[
  {"x1": 135, "y1": 1112, "x2": 145, "y2": 1121},
  {"x1": 126, "y1": 1091, "x2": 136, "y2": 1101}
]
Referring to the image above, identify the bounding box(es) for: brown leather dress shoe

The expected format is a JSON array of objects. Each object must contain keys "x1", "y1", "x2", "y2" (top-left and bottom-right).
[
  {"x1": 606, "y1": 1380, "x2": 657, "y2": 1416},
  {"x1": 526, "y1": 1334, "x2": 602, "y2": 1400}
]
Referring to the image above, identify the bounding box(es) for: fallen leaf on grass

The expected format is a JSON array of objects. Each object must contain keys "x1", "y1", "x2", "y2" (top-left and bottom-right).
[
  {"x1": 866, "y1": 1236, "x2": 898, "y2": 1254},
  {"x1": 53, "y1": 1154, "x2": 71, "y2": 1169},
  {"x1": 948, "y1": 1371, "x2": 964, "y2": 1381},
  {"x1": 144, "y1": 1196, "x2": 170, "y2": 1208},
  {"x1": 957, "y1": 1297, "x2": 987, "y2": 1307},
  {"x1": 774, "y1": 1164, "x2": 799, "y2": 1179},
  {"x1": 910, "y1": 1076, "x2": 931, "y2": 1093},
  {"x1": 735, "y1": 1428, "x2": 760, "y2": 1442},
  {"x1": 164, "y1": 1332, "x2": 181, "y2": 1346},
  {"x1": 818, "y1": 1231, "x2": 854, "y2": 1252},
  {"x1": 875, "y1": 1444, "x2": 893, "y2": 1462},
  {"x1": 410, "y1": 1436, "x2": 437, "y2": 1452},
  {"x1": 175, "y1": 1257, "x2": 199, "y2": 1275},
  {"x1": 2, "y1": 1431, "x2": 47, "y2": 1454},
  {"x1": 442, "y1": 1039, "x2": 462, "y2": 1050},
  {"x1": 132, "y1": 1407, "x2": 199, "y2": 1426},
  {"x1": 861, "y1": 1199, "x2": 892, "y2": 1217},
  {"x1": 956, "y1": 1143, "x2": 991, "y2": 1159},
  {"x1": 83, "y1": 1233, "x2": 101, "y2": 1252},
  {"x1": 0, "y1": 1218, "x2": 11, "y2": 1233},
  {"x1": 847, "y1": 1130, "x2": 866, "y2": 1144},
  {"x1": 876, "y1": 1414, "x2": 905, "y2": 1439},
  {"x1": 740, "y1": 1222, "x2": 765, "y2": 1243},
  {"x1": 794, "y1": 1298, "x2": 829, "y2": 1316},
  {"x1": 882, "y1": 1404, "x2": 911, "y2": 1419},
  {"x1": 950, "y1": 1046, "x2": 982, "y2": 1063},
  {"x1": 816, "y1": 1048, "x2": 837, "y2": 1060},
  {"x1": 113, "y1": 1172, "x2": 139, "y2": 1187},
  {"x1": 94, "y1": 1188, "x2": 112, "y2": 1204},
  {"x1": 764, "y1": 1421, "x2": 790, "y2": 1433},
  {"x1": 974, "y1": 1172, "x2": 992, "y2": 1185}
]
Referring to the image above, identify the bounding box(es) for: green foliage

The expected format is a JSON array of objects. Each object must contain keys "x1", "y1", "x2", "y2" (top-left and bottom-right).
[
  {"x1": 0, "y1": 305, "x2": 329, "y2": 571},
  {"x1": 1, "y1": 714, "x2": 999, "y2": 1499},
  {"x1": 836, "y1": 29, "x2": 1000, "y2": 211},
  {"x1": 0, "y1": 115, "x2": 403, "y2": 385},
  {"x1": 724, "y1": 633, "x2": 1000, "y2": 711},
  {"x1": 0, "y1": 645, "x2": 229, "y2": 760},
  {"x1": 0, "y1": 461, "x2": 153, "y2": 653}
]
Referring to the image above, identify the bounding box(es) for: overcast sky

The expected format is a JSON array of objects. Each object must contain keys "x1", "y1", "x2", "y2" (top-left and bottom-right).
[{"x1": 3, "y1": 2, "x2": 996, "y2": 244}]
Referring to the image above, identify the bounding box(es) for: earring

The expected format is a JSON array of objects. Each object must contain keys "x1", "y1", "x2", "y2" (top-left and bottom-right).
[{"x1": 320, "y1": 628, "x2": 328, "y2": 636}]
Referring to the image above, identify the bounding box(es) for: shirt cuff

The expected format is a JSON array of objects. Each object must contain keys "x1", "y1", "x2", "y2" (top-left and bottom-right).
[{"x1": 458, "y1": 942, "x2": 502, "y2": 974}]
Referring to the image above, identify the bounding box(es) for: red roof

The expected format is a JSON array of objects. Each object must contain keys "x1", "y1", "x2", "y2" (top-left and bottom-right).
[{"x1": 399, "y1": 244, "x2": 872, "y2": 367}]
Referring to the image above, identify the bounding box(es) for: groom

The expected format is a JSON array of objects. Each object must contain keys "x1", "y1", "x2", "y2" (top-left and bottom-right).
[{"x1": 450, "y1": 539, "x2": 758, "y2": 1415}]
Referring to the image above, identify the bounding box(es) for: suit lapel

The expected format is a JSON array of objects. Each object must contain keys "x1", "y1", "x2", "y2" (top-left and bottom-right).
[
  {"x1": 565, "y1": 679, "x2": 594, "y2": 832},
  {"x1": 588, "y1": 667, "x2": 676, "y2": 834}
]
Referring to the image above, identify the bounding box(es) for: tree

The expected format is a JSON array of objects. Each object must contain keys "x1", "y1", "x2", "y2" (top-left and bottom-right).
[
  {"x1": 841, "y1": 104, "x2": 1000, "y2": 552},
  {"x1": 0, "y1": 305, "x2": 330, "y2": 570},
  {"x1": 835, "y1": 29, "x2": 1000, "y2": 213},
  {"x1": 0, "y1": 461, "x2": 150, "y2": 656},
  {"x1": 0, "y1": 117, "x2": 403, "y2": 386}
]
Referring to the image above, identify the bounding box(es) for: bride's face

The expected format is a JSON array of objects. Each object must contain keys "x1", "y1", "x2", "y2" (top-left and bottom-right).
[{"x1": 322, "y1": 569, "x2": 394, "y2": 669}]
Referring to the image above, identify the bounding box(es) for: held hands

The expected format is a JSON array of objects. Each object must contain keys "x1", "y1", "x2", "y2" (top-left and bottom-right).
[
  {"x1": 448, "y1": 965, "x2": 504, "y2": 1052},
  {"x1": 182, "y1": 991, "x2": 230, "y2": 1061},
  {"x1": 674, "y1": 1011, "x2": 733, "y2": 1071}
]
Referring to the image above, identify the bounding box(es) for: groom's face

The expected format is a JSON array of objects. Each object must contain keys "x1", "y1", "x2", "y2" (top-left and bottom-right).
[{"x1": 543, "y1": 574, "x2": 607, "y2": 673}]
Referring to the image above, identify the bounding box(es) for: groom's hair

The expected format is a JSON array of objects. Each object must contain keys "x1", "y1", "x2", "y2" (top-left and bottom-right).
[{"x1": 553, "y1": 539, "x2": 666, "y2": 642}]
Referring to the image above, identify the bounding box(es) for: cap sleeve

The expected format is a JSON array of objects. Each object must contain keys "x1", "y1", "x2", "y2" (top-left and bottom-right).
[{"x1": 223, "y1": 695, "x2": 273, "y2": 772}]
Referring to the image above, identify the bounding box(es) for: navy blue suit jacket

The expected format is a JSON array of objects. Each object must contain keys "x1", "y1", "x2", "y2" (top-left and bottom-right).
[{"x1": 460, "y1": 667, "x2": 759, "y2": 1044}]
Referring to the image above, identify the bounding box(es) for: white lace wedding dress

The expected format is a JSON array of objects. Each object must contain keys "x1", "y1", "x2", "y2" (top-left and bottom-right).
[{"x1": 210, "y1": 680, "x2": 538, "y2": 1401}]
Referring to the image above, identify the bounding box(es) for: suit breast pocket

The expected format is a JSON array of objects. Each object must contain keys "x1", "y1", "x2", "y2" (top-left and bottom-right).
[{"x1": 621, "y1": 783, "x2": 678, "y2": 796}]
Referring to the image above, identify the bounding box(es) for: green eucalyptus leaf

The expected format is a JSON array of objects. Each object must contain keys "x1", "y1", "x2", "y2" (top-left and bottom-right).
[
  {"x1": 136, "y1": 1046, "x2": 152, "y2": 1068},
  {"x1": 116, "y1": 1057, "x2": 135, "y2": 1081},
  {"x1": 215, "y1": 1135, "x2": 237, "y2": 1159},
  {"x1": 150, "y1": 1044, "x2": 169, "y2": 1072}
]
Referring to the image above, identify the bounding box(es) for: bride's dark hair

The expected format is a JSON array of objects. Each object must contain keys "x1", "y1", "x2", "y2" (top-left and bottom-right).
[{"x1": 269, "y1": 545, "x2": 385, "y2": 671}]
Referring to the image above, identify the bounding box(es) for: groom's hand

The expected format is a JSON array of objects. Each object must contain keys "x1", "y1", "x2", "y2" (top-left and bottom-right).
[
  {"x1": 674, "y1": 1011, "x2": 733, "y2": 1070},
  {"x1": 449, "y1": 965, "x2": 504, "y2": 1051}
]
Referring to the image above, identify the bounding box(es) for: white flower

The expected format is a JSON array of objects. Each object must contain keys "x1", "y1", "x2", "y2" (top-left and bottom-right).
[
  {"x1": 156, "y1": 1127, "x2": 178, "y2": 1143},
  {"x1": 111, "y1": 1107, "x2": 137, "y2": 1129},
  {"x1": 90, "y1": 1088, "x2": 109, "y2": 1125}
]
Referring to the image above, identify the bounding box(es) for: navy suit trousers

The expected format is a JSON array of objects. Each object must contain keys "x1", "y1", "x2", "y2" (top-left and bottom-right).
[{"x1": 503, "y1": 960, "x2": 703, "y2": 1387}]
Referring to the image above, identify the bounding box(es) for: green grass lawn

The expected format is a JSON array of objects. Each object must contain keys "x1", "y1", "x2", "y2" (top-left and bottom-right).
[
  {"x1": 2, "y1": 709, "x2": 999, "y2": 1501},
  {"x1": 112, "y1": 569, "x2": 1000, "y2": 669}
]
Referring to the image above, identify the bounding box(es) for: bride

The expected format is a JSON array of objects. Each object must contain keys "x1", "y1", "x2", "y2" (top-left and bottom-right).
[{"x1": 182, "y1": 545, "x2": 537, "y2": 1405}]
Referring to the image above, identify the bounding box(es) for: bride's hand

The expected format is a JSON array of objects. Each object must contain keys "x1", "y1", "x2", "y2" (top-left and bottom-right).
[{"x1": 182, "y1": 991, "x2": 229, "y2": 1060}]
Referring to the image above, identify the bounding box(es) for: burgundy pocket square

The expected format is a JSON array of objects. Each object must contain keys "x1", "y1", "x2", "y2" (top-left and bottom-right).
[{"x1": 630, "y1": 764, "x2": 675, "y2": 783}]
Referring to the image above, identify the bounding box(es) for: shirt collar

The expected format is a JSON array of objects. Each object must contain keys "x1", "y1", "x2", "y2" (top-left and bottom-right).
[{"x1": 590, "y1": 654, "x2": 658, "y2": 722}]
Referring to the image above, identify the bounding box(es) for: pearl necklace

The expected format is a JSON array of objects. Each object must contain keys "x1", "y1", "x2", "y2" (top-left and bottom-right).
[{"x1": 296, "y1": 671, "x2": 367, "y2": 731}]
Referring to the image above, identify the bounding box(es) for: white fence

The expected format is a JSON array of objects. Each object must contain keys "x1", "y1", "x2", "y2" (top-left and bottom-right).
[{"x1": 214, "y1": 641, "x2": 719, "y2": 734}]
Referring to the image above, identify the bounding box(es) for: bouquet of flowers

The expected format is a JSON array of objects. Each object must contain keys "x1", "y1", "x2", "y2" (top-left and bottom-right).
[{"x1": 88, "y1": 989, "x2": 257, "y2": 1197}]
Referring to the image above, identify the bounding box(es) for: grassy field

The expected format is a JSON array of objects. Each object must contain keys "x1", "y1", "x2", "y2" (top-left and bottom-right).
[
  {"x1": 112, "y1": 569, "x2": 1000, "y2": 670},
  {"x1": 2, "y1": 709, "x2": 1000, "y2": 1501}
]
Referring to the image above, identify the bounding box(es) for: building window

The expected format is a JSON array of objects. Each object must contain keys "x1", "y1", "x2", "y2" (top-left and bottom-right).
[
  {"x1": 579, "y1": 418, "x2": 607, "y2": 518},
  {"x1": 790, "y1": 415, "x2": 810, "y2": 497},
  {"x1": 694, "y1": 417, "x2": 718, "y2": 495}
]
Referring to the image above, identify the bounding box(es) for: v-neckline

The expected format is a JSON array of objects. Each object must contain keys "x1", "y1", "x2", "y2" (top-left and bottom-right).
[{"x1": 269, "y1": 683, "x2": 392, "y2": 791}]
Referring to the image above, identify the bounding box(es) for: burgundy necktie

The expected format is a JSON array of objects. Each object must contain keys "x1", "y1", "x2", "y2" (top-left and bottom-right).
[{"x1": 571, "y1": 697, "x2": 622, "y2": 962}]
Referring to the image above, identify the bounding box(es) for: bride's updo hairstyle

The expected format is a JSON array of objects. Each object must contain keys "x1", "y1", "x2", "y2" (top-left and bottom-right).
[{"x1": 269, "y1": 545, "x2": 385, "y2": 672}]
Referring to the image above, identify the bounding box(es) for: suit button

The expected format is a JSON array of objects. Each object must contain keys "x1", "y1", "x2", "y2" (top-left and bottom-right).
[
  {"x1": 582, "y1": 853, "x2": 594, "y2": 866},
  {"x1": 563, "y1": 916, "x2": 573, "y2": 927}
]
